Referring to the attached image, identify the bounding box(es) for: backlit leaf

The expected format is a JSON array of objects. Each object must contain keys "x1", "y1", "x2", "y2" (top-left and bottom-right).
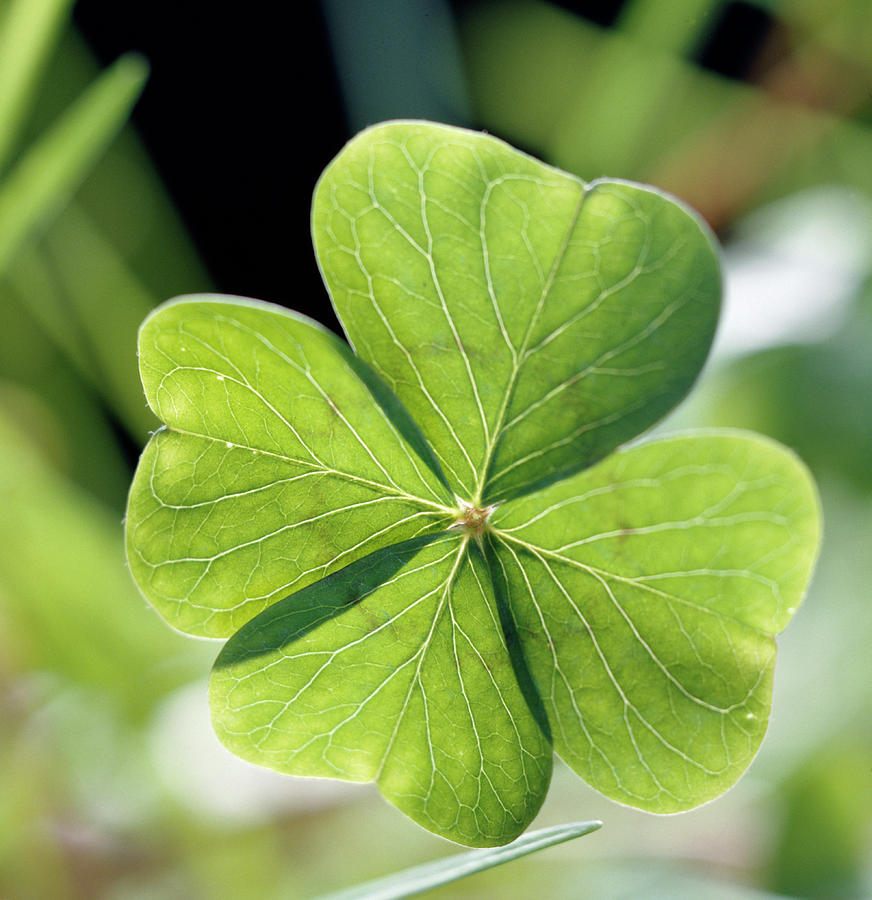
[
  {"x1": 312, "y1": 120, "x2": 720, "y2": 501},
  {"x1": 211, "y1": 533, "x2": 551, "y2": 846},
  {"x1": 488, "y1": 431, "x2": 820, "y2": 811},
  {"x1": 127, "y1": 296, "x2": 453, "y2": 637},
  {"x1": 125, "y1": 121, "x2": 820, "y2": 846}
]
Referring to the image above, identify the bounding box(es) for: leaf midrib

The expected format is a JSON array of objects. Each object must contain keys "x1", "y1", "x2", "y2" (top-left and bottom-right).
[
  {"x1": 493, "y1": 537, "x2": 733, "y2": 800},
  {"x1": 375, "y1": 536, "x2": 469, "y2": 781},
  {"x1": 474, "y1": 178, "x2": 591, "y2": 504}
]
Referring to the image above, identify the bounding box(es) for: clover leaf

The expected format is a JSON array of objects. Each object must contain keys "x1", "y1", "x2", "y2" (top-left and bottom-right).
[{"x1": 125, "y1": 121, "x2": 820, "y2": 847}]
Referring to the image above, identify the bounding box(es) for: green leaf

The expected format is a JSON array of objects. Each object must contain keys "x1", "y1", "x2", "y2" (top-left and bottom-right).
[
  {"x1": 0, "y1": 52, "x2": 147, "y2": 275},
  {"x1": 313, "y1": 820, "x2": 602, "y2": 900},
  {"x1": 617, "y1": 0, "x2": 723, "y2": 56},
  {"x1": 3, "y1": 203, "x2": 158, "y2": 440},
  {"x1": 211, "y1": 533, "x2": 552, "y2": 846},
  {"x1": 0, "y1": 0, "x2": 74, "y2": 174},
  {"x1": 312, "y1": 120, "x2": 720, "y2": 502},
  {"x1": 488, "y1": 431, "x2": 820, "y2": 811},
  {"x1": 126, "y1": 296, "x2": 453, "y2": 637},
  {"x1": 0, "y1": 394, "x2": 204, "y2": 720},
  {"x1": 125, "y1": 122, "x2": 821, "y2": 846},
  {"x1": 35, "y1": 202, "x2": 159, "y2": 439}
]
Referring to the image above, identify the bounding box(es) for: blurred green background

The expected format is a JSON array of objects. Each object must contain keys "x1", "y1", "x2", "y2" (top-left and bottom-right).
[{"x1": 1, "y1": 0, "x2": 870, "y2": 897}]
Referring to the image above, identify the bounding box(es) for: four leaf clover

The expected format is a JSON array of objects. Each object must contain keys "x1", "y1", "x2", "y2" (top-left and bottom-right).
[{"x1": 126, "y1": 121, "x2": 820, "y2": 847}]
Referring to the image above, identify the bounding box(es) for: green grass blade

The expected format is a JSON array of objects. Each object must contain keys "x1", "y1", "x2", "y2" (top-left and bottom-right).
[
  {"x1": 0, "y1": 52, "x2": 148, "y2": 275},
  {"x1": 314, "y1": 820, "x2": 602, "y2": 900},
  {"x1": 617, "y1": 0, "x2": 722, "y2": 56},
  {"x1": 0, "y1": 0, "x2": 74, "y2": 173},
  {"x1": 40, "y1": 203, "x2": 159, "y2": 439}
]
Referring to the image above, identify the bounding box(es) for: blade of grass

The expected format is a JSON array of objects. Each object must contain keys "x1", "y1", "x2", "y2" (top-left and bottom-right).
[
  {"x1": 552, "y1": 0, "x2": 723, "y2": 176},
  {"x1": 616, "y1": 0, "x2": 722, "y2": 56},
  {"x1": 42, "y1": 202, "x2": 159, "y2": 438},
  {"x1": 0, "y1": 52, "x2": 148, "y2": 276},
  {"x1": 321, "y1": 0, "x2": 470, "y2": 129},
  {"x1": 3, "y1": 205, "x2": 160, "y2": 440},
  {"x1": 0, "y1": 0, "x2": 74, "y2": 173},
  {"x1": 314, "y1": 821, "x2": 602, "y2": 900}
]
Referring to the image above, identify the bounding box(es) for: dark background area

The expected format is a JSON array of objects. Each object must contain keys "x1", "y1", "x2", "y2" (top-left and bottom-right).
[
  {"x1": 71, "y1": 1, "x2": 349, "y2": 320},
  {"x1": 70, "y1": 0, "x2": 773, "y2": 321}
]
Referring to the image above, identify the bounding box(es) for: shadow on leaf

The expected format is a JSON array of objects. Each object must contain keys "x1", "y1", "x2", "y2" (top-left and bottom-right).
[{"x1": 213, "y1": 533, "x2": 447, "y2": 669}]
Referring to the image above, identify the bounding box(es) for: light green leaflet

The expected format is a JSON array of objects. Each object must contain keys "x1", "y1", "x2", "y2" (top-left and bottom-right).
[
  {"x1": 125, "y1": 121, "x2": 820, "y2": 847},
  {"x1": 312, "y1": 121, "x2": 720, "y2": 501},
  {"x1": 127, "y1": 297, "x2": 453, "y2": 636}
]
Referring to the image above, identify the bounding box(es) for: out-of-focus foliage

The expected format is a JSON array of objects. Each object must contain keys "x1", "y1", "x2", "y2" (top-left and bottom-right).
[
  {"x1": 767, "y1": 744, "x2": 872, "y2": 899},
  {"x1": 0, "y1": 403, "x2": 203, "y2": 717},
  {"x1": 0, "y1": 1, "x2": 210, "y2": 897},
  {"x1": 459, "y1": 0, "x2": 872, "y2": 228},
  {"x1": 396, "y1": 0, "x2": 872, "y2": 896},
  {"x1": 704, "y1": 279, "x2": 872, "y2": 491},
  {"x1": 0, "y1": 0, "x2": 212, "y2": 712},
  {"x1": 0, "y1": 0, "x2": 210, "y2": 501}
]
